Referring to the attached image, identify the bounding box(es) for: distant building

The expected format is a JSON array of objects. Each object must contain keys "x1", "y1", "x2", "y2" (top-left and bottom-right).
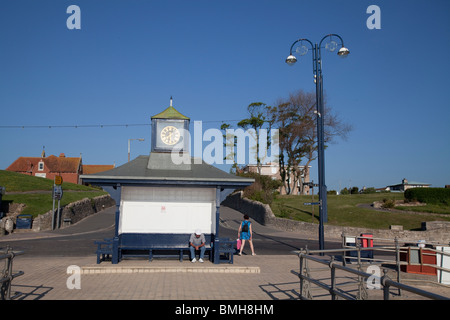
[
  {"x1": 243, "y1": 162, "x2": 311, "y2": 195},
  {"x1": 6, "y1": 150, "x2": 114, "y2": 184},
  {"x1": 385, "y1": 178, "x2": 431, "y2": 192}
]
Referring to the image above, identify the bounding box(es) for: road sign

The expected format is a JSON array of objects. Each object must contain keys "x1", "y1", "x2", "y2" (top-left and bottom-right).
[
  {"x1": 304, "y1": 202, "x2": 321, "y2": 206},
  {"x1": 55, "y1": 175, "x2": 63, "y2": 185},
  {"x1": 53, "y1": 185, "x2": 63, "y2": 200}
]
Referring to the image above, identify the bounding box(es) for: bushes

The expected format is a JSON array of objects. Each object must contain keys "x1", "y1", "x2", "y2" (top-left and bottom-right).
[
  {"x1": 404, "y1": 188, "x2": 450, "y2": 205},
  {"x1": 381, "y1": 198, "x2": 396, "y2": 209},
  {"x1": 237, "y1": 172, "x2": 282, "y2": 204},
  {"x1": 340, "y1": 187, "x2": 359, "y2": 195}
]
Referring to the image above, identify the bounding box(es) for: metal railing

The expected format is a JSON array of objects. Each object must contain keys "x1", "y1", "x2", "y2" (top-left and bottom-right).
[
  {"x1": 1, "y1": 246, "x2": 24, "y2": 300},
  {"x1": 296, "y1": 234, "x2": 450, "y2": 300},
  {"x1": 341, "y1": 234, "x2": 450, "y2": 289}
]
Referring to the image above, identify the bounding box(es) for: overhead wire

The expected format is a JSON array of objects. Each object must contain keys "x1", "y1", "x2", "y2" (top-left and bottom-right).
[{"x1": 0, "y1": 119, "x2": 241, "y2": 129}]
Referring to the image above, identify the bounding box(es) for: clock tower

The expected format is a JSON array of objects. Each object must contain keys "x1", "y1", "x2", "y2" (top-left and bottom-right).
[
  {"x1": 151, "y1": 97, "x2": 190, "y2": 153},
  {"x1": 148, "y1": 97, "x2": 191, "y2": 170},
  {"x1": 81, "y1": 96, "x2": 255, "y2": 265}
]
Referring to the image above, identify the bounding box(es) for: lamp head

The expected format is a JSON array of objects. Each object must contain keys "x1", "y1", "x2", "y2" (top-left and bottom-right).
[
  {"x1": 337, "y1": 46, "x2": 350, "y2": 58},
  {"x1": 285, "y1": 54, "x2": 297, "y2": 66}
]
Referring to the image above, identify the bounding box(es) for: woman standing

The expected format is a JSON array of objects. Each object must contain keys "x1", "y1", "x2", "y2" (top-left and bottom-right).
[{"x1": 237, "y1": 215, "x2": 255, "y2": 256}]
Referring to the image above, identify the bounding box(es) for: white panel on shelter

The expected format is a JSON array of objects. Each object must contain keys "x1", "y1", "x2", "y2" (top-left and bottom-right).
[{"x1": 119, "y1": 186, "x2": 216, "y2": 235}]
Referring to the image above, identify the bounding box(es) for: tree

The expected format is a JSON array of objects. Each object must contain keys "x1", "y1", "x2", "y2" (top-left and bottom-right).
[
  {"x1": 236, "y1": 102, "x2": 271, "y2": 174},
  {"x1": 350, "y1": 186, "x2": 359, "y2": 194},
  {"x1": 221, "y1": 102, "x2": 274, "y2": 175},
  {"x1": 223, "y1": 89, "x2": 352, "y2": 196},
  {"x1": 271, "y1": 89, "x2": 352, "y2": 195}
]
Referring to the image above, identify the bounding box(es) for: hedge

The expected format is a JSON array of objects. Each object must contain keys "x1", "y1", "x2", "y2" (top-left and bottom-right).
[{"x1": 404, "y1": 188, "x2": 450, "y2": 205}]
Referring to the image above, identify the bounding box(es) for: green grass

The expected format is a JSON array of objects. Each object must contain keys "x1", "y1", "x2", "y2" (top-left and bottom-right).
[
  {"x1": 0, "y1": 169, "x2": 97, "y2": 192},
  {"x1": 2, "y1": 192, "x2": 107, "y2": 217},
  {"x1": 271, "y1": 193, "x2": 450, "y2": 231},
  {"x1": 0, "y1": 170, "x2": 107, "y2": 217},
  {"x1": 395, "y1": 203, "x2": 450, "y2": 215}
]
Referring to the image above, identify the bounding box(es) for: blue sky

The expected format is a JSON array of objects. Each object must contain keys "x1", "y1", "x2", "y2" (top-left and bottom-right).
[{"x1": 1, "y1": 0, "x2": 449, "y2": 191}]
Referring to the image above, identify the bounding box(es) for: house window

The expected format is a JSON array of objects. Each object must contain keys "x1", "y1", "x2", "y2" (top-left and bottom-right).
[{"x1": 38, "y1": 161, "x2": 44, "y2": 171}]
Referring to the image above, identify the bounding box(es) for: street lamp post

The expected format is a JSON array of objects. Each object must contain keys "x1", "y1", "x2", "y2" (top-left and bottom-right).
[
  {"x1": 128, "y1": 138, "x2": 145, "y2": 162},
  {"x1": 286, "y1": 34, "x2": 349, "y2": 252}
]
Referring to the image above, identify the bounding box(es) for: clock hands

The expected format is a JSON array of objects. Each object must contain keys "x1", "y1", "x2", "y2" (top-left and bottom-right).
[{"x1": 161, "y1": 126, "x2": 181, "y2": 145}]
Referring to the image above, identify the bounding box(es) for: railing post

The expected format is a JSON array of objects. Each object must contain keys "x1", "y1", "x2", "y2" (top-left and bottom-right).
[
  {"x1": 299, "y1": 250, "x2": 304, "y2": 300},
  {"x1": 394, "y1": 237, "x2": 402, "y2": 296},
  {"x1": 356, "y1": 237, "x2": 364, "y2": 299},
  {"x1": 330, "y1": 256, "x2": 337, "y2": 300},
  {"x1": 341, "y1": 232, "x2": 347, "y2": 267},
  {"x1": 356, "y1": 236, "x2": 361, "y2": 267},
  {"x1": 299, "y1": 247, "x2": 313, "y2": 300},
  {"x1": 2, "y1": 246, "x2": 14, "y2": 300},
  {"x1": 382, "y1": 269, "x2": 390, "y2": 300}
]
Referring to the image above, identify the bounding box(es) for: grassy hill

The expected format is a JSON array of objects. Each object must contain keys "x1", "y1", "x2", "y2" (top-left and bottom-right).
[
  {"x1": 271, "y1": 193, "x2": 450, "y2": 231},
  {"x1": 0, "y1": 170, "x2": 107, "y2": 217}
]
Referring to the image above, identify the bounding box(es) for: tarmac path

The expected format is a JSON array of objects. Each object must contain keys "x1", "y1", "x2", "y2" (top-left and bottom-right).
[{"x1": 0, "y1": 205, "x2": 342, "y2": 256}]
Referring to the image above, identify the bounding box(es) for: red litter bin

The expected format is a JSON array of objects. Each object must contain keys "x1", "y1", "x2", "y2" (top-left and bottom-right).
[
  {"x1": 361, "y1": 233, "x2": 373, "y2": 248},
  {"x1": 360, "y1": 233, "x2": 373, "y2": 260}
]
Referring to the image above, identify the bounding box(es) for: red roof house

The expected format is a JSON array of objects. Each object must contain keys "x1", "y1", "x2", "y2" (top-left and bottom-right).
[
  {"x1": 6, "y1": 153, "x2": 83, "y2": 184},
  {"x1": 7, "y1": 148, "x2": 116, "y2": 184}
]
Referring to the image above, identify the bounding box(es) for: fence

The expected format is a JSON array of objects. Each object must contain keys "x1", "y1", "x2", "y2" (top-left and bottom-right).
[
  {"x1": 1, "y1": 246, "x2": 24, "y2": 300},
  {"x1": 296, "y1": 234, "x2": 450, "y2": 300}
]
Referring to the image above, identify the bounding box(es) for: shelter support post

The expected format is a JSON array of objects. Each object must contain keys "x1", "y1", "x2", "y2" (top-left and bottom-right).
[
  {"x1": 102, "y1": 184, "x2": 122, "y2": 264},
  {"x1": 214, "y1": 186, "x2": 221, "y2": 264}
]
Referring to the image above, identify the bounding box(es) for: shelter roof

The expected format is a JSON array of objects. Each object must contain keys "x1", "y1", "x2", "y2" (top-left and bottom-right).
[{"x1": 80, "y1": 154, "x2": 253, "y2": 188}]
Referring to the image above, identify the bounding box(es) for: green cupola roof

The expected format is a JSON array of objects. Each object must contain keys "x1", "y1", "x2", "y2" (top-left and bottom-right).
[{"x1": 151, "y1": 97, "x2": 190, "y2": 120}]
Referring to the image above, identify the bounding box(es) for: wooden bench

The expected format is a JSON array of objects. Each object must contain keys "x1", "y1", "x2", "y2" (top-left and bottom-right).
[
  {"x1": 95, "y1": 235, "x2": 235, "y2": 264},
  {"x1": 118, "y1": 233, "x2": 213, "y2": 262},
  {"x1": 216, "y1": 238, "x2": 236, "y2": 264},
  {"x1": 95, "y1": 238, "x2": 114, "y2": 264}
]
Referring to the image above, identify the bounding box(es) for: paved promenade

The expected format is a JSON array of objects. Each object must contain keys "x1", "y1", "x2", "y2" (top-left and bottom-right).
[{"x1": 2, "y1": 207, "x2": 449, "y2": 301}]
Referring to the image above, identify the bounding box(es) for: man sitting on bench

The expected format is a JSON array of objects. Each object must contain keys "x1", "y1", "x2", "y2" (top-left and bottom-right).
[{"x1": 189, "y1": 229, "x2": 206, "y2": 263}]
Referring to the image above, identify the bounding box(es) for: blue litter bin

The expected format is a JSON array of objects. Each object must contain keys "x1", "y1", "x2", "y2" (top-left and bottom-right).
[
  {"x1": 345, "y1": 236, "x2": 357, "y2": 263},
  {"x1": 16, "y1": 214, "x2": 33, "y2": 229}
]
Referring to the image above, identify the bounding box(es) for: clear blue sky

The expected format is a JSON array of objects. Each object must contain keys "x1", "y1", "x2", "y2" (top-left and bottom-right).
[{"x1": 1, "y1": 0, "x2": 449, "y2": 191}]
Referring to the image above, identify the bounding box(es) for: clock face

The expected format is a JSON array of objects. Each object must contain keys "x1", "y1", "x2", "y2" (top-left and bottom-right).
[{"x1": 160, "y1": 125, "x2": 181, "y2": 145}]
